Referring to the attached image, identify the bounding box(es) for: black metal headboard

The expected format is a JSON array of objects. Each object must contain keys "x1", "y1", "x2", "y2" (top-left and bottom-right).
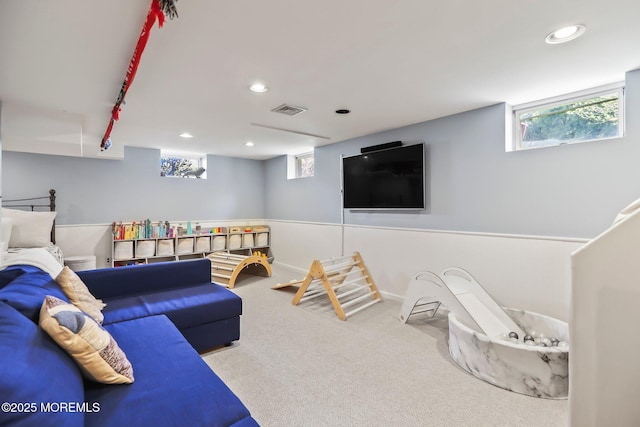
[{"x1": 2, "y1": 189, "x2": 57, "y2": 244}]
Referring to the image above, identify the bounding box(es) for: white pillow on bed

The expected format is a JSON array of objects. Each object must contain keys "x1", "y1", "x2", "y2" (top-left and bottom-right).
[
  {"x1": 1, "y1": 217, "x2": 13, "y2": 252},
  {"x1": 1, "y1": 208, "x2": 56, "y2": 248}
]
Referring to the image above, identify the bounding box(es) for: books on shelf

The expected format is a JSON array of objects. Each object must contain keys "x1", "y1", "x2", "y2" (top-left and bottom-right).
[
  {"x1": 113, "y1": 220, "x2": 173, "y2": 240},
  {"x1": 112, "y1": 220, "x2": 213, "y2": 240},
  {"x1": 111, "y1": 220, "x2": 271, "y2": 267}
]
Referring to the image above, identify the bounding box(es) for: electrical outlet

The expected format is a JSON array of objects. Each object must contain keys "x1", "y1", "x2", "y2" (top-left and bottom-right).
[{"x1": 106, "y1": 257, "x2": 111, "y2": 264}]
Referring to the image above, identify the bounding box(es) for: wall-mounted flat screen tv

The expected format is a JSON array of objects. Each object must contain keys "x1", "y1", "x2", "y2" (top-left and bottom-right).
[{"x1": 342, "y1": 143, "x2": 425, "y2": 210}]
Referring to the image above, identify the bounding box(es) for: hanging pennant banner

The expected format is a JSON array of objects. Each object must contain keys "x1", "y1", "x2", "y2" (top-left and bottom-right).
[{"x1": 101, "y1": 0, "x2": 178, "y2": 150}]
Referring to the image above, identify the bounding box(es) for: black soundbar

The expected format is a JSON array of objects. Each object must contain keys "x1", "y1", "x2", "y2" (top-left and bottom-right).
[{"x1": 360, "y1": 141, "x2": 402, "y2": 154}]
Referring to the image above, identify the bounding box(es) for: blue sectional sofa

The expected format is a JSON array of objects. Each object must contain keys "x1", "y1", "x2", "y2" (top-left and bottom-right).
[
  {"x1": 0, "y1": 258, "x2": 258, "y2": 427},
  {"x1": 77, "y1": 259, "x2": 242, "y2": 352}
]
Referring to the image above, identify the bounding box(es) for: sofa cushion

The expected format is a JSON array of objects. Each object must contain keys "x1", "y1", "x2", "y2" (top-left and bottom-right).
[
  {"x1": 56, "y1": 266, "x2": 106, "y2": 324},
  {"x1": 0, "y1": 264, "x2": 32, "y2": 289},
  {"x1": 40, "y1": 295, "x2": 134, "y2": 384},
  {"x1": 102, "y1": 282, "x2": 242, "y2": 329},
  {"x1": 0, "y1": 301, "x2": 85, "y2": 427},
  {"x1": 84, "y1": 315, "x2": 256, "y2": 427},
  {"x1": 0, "y1": 265, "x2": 69, "y2": 321},
  {"x1": 77, "y1": 259, "x2": 212, "y2": 300}
]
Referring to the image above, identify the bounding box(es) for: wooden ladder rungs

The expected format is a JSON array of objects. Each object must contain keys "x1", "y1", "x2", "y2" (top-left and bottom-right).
[
  {"x1": 340, "y1": 291, "x2": 378, "y2": 308},
  {"x1": 326, "y1": 268, "x2": 365, "y2": 283},
  {"x1": 298, "y1": 287, "x2": 330, "y2": 303},
  {"x1": 335, "y1": 285, "x2": 372, "y2": 301},
  {"x1": 344, "y1": 299, "x2": 381, "y2": 318},
  {"x1": 283, "y1": 252, "x2": 382, "y2": 320},
  {"x1": 207, "y1": 252, "x2": 272, "y2": 289},
  {"x1": 317, "y1": 254, "x2": 355, "y2": 265},
  {"x1": 323, "y1": 261, "x2": 358, "y2": 275},
  {"x1": 211, "y1": 252, "x2": 247, "y2": 259},
  {"x1": 210, "y1": 259, "x2": 240, "y2": 266},
  {"x1": 330, "y1": 275, "x2": 369, "y2": 290},
  {"x1": 211, "y1": 264, "x2": 234, "y2": 272}
]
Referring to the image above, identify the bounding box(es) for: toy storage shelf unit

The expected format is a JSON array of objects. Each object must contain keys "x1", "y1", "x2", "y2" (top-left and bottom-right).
[{"x1": 111, "y1": 224, "x2": 272, "y2": 267}]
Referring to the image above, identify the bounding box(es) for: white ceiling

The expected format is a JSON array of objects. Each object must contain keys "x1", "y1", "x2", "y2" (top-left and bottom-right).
[{"x1": 1, "y1": 0, "x2": 639, "y2": 160}]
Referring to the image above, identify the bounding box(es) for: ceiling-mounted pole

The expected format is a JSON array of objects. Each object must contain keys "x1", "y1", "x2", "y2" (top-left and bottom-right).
[{"x1": 339, "y1": 154, "x2": 345, "y2": 257}]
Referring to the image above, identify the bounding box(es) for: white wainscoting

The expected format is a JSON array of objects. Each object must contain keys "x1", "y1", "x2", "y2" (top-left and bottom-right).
[
  {"x1": 570, "y1": 210, "x2": 640, "y2": 426},
  {"x1": 267, "y1": 220, "x2": 587, "y2": 322},
  {"x1": 267, "y1": 221, "x2": 344, "y2": 273},
  {"x1": 55, "y1": 219, "x2": 586, "y2": 322},
  {"x1": 56, "y1": 224, "x2": 112, "y2": 268}
]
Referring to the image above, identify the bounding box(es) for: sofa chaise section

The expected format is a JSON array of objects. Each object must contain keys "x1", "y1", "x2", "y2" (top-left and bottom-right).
[
  {"x1": 77, "y1": 259, "x2": 242, "y2": 352},
  {"x1": 84, "y1": 314, "x2": 256, "y2": 427}
]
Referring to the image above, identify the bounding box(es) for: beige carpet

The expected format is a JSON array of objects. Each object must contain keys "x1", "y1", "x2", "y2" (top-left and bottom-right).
[{"x1": 202, "y1": 266, "x2": 568, "y2": 427}]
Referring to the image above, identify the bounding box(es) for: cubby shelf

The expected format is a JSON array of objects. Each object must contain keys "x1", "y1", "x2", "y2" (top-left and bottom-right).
[{"x1": 111, "y1": 225, "x2": 272, "y2": 267}]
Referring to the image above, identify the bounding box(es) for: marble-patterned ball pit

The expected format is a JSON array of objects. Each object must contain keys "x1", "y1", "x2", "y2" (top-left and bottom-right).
[{"x1": 448, "y1": 308, "x2": 569, "y2": 399}]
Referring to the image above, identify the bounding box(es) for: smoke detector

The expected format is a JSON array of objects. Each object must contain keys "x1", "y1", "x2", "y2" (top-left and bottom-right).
[{"x1": 271, "y1": 104, "x2": 307, "y2": 116}]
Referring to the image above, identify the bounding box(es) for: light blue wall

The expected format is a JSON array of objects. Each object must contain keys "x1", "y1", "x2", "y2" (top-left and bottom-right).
[
  {"x1": 0, "y1": 101, "x2": 3, "y2": 228},
  {"x1": 2, "y1": 146, "x2": 265, "y2": 225},
  {"x1": 4, "y1": 70, "x2": 640, "y2": 238},
  {"x1": 264, "y1": 147, "x2": 343, "y2": 224},
  {"x1": 0, "y1": 100, "x2": 2, "y2": 200},
  {"x1": 265, "y1": 69, "x2": 640, "y2": 239}
]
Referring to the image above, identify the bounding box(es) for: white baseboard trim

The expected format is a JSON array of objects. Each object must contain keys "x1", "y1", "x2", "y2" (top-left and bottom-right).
[
  {"x1": 379, "y1": 291, "x2": 404, "y2": 302},
  {"x1": 272, "y1": 261, "x2": 308, "y2": 275}
]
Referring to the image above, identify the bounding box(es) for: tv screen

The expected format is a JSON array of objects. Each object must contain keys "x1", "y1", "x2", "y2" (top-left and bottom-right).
[{"x1": 342, "y1": 143, "x2": 425, "y2": 210}]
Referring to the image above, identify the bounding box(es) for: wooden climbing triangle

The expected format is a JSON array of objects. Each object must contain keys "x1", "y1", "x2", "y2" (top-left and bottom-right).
[{"x1": 273, "y1": 252, "x2": 382, "y2": 320}]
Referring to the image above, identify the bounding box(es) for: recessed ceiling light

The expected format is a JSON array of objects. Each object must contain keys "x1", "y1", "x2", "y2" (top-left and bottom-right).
[
  {"x1": 245, "y1": 141, "x2": 254, "y2": 147},
  {"x1": 335, "y1": 109, "x2": 350, "y2": 115},
  {"x1": 179, "y1": 132, "x2": 193, "y2": 138},
  {"x1": 545, "y1": 24, "x2": 586, "y2": 44},
  {"x1": 249, "y1": 83, "x2": 268, "y2": 93}
]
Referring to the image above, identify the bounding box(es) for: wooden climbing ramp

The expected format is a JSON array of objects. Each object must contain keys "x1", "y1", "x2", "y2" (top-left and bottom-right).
[
  {"x1": 207, "y1": 252, "x2": 272, "y2": 288},
  {"x1": 273, "y1": 252, "x2": 382, "y2": 320}
]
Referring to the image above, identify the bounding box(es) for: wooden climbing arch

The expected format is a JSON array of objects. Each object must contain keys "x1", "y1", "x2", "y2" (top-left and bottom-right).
[{"x1": 206, "y1": 252, "x2": 272, "y2": 288}]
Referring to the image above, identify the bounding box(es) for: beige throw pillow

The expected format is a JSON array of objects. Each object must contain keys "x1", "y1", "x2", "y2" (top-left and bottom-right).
[
  {"x1": 56, "y1": 266, "x2": 106, "y2": 324},
  {"x1": 39, "y1": 295, "x2": 134, "y2": 384}
]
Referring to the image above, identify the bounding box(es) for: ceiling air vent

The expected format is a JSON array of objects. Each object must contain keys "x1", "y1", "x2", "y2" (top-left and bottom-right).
[{"x1": 271, "y1": 104, "x2": 307, "y2": 116}]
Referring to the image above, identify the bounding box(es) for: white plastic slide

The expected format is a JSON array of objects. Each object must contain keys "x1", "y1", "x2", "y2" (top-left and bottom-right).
[{"x1": 399, "y1": 267, "x2": 524, "y2": 339}]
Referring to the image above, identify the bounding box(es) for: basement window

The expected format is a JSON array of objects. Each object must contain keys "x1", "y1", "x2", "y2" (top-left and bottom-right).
[
  {"x1": 296, "y1": 152, "x2": 314, "y2": 178},
  {"x1": 287, "y1": 151, "x2": 314, "y2": 179},
  {"x1": 510, "y1": 83, "x2": 624, "y2": 151},
  {"x1": 160, "y1": 151, "x2": 207, "y2": 179}
]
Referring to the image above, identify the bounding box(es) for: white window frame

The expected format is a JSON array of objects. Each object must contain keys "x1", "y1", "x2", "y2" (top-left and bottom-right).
[
  {"x1": 160, "y1": 151, "x2": 207, "y2": 179},
  {"x1": 287, "y1": 150, "x2": 314, "y2": 180},
  {"x1": 509, "y1": 83, "x2": 625, "y2": 152}
]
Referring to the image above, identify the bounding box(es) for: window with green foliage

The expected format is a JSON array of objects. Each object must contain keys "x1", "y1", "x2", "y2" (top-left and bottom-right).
[
  {"x1": 160, "y1": 151, "x2": 207, "y2": 179},
  {"x1": 512, "y1": 84, "x2": 624, "y2": 151}
]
